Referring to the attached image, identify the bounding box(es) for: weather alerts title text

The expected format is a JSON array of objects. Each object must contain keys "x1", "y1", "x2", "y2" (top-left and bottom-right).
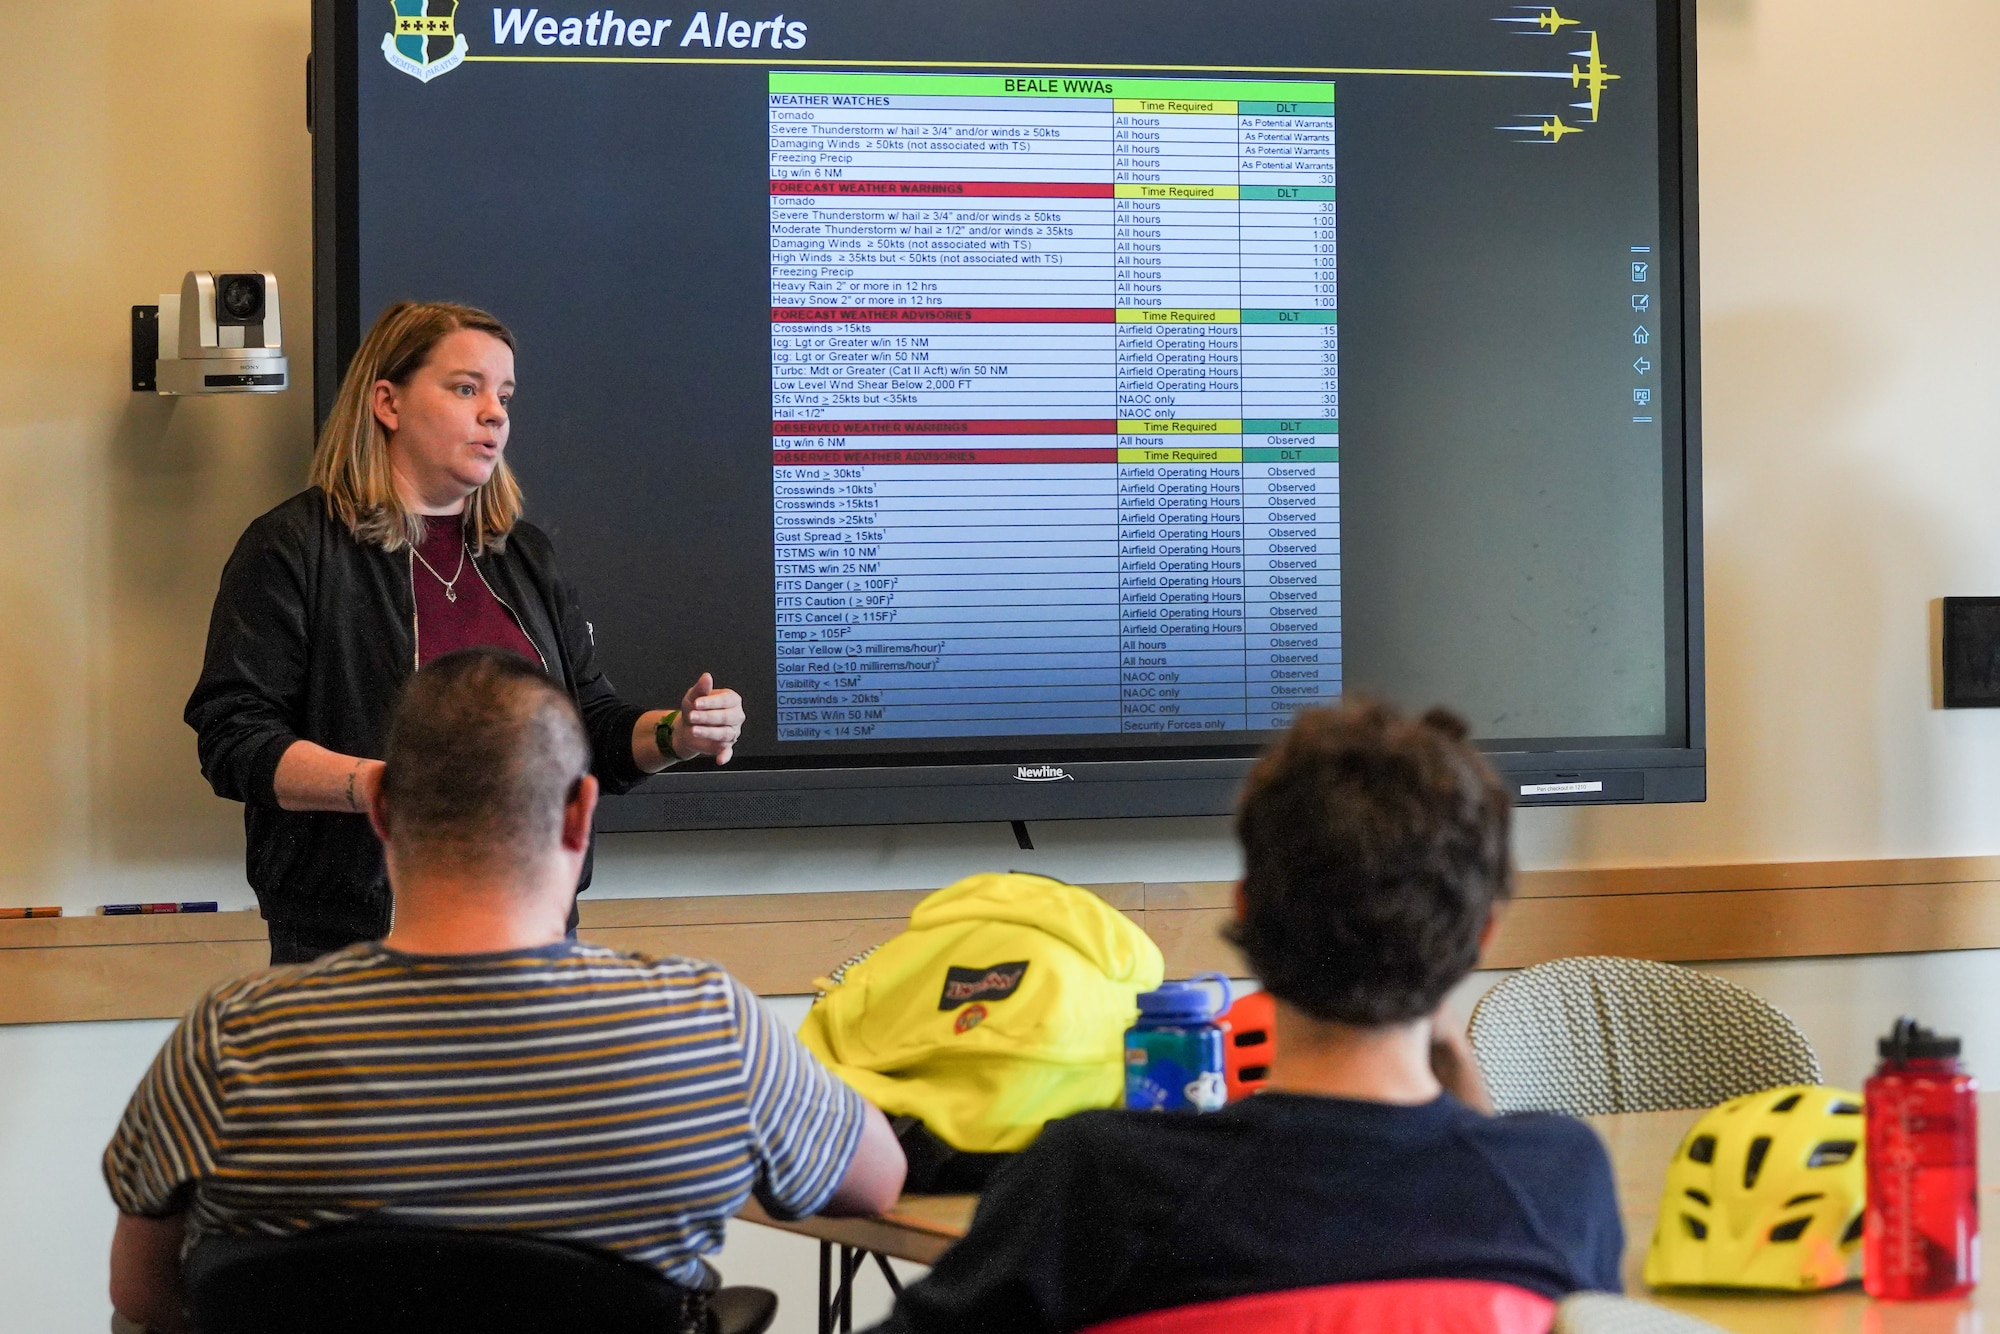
[{"x1": 490, "y1": 7, "x2": 808, "y2": 49}]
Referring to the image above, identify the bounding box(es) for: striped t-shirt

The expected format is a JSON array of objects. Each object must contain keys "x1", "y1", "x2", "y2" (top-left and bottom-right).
[{"x1": 103, "y1": 940, "x2": 867, "y2": 1286}]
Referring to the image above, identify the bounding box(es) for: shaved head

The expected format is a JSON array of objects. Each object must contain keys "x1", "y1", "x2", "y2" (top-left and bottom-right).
[{"x1": 378, "y1": 650, "x2": 589, "y2": 869}]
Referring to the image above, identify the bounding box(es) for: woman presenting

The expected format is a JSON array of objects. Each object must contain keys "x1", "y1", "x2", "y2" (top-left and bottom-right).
[{"x1": 187, "y1": 301, "x2": 744, "y2": 964}]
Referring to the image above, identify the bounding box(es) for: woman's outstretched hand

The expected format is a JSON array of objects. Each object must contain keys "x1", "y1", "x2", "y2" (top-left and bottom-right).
[{"x1": 670, "y1": 672, "x2": 745, "y2": 765}]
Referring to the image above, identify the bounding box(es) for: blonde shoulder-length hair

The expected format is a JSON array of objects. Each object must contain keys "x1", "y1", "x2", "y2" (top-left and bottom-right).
[{"x1": 309, "y1": 300, "x2": 524, "y2": 554}]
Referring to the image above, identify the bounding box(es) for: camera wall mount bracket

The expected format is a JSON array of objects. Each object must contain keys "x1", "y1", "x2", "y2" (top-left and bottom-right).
[{"x1": 135, "y1": 271, "x2": 290, "y2": 396}]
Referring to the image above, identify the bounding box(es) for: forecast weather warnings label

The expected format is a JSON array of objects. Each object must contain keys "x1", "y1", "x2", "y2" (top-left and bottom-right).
[{"x1": 770, "y1": 72, "x2": 1341, "y2": 742}]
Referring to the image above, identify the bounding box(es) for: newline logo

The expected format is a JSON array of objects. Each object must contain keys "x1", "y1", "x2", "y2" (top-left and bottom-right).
[{"x1": 1014, "y1": 765, "x2": 1074, "y2": 783}]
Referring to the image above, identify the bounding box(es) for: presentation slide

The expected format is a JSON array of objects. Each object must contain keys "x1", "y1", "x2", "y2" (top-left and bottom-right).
[
  {"x1": 351, "y1": 0, "x2": 1678, "y2": 767},
  {"x1": 768, "y1": 72, "x2": 1340, "y2": 740}
]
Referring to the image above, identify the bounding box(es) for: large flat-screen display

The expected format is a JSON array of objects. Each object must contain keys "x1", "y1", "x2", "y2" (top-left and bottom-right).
[{"x1": 312, "y1": 0, "x2": 1703, "y2": 830}]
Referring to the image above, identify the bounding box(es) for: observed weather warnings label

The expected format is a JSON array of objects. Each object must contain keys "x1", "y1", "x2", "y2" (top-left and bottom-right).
[{"x1": 770, "y1": 72, "x2": 1340, "y2": 741}]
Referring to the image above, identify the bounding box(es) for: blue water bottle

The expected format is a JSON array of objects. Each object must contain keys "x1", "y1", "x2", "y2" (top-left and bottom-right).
[{"x1": 1125, "y1": 973, "x2": 1234, "y2": 1112}]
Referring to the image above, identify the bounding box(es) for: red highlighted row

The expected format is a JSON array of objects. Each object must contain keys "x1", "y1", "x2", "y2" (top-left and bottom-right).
[
  {"x1": 772, "y1": 180, "x2": 1114, "y2": 199},
  {"x1": 774, "y1": 419, "x2": 1111, "y2": 437},
  {"x1": 773, "y1": 306, "x2": 1114, "y2": 324},
  {"x1": 774, "y1": 448, "x2": 1116, "y2": 466}
]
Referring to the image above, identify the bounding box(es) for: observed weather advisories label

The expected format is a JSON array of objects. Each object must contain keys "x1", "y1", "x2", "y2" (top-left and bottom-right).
[{"x1": 771, "y1": 73, "x2": 1341, "y2": 741}]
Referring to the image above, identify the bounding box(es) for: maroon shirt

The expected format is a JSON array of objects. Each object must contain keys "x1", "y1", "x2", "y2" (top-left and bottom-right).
[{"x1": 411, "y1": 517, "x2": 541, "y2": 669}]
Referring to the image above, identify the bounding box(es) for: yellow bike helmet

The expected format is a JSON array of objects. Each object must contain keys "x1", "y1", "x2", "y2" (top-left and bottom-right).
[{"x1": 1644, "y1": 1084, "x2": 1866, "y2": 1291}]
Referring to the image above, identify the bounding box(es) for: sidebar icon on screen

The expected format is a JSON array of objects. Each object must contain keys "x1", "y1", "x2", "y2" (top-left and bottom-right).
[{"x1": 1630, "y1": 246, "x2": 1654, "y2": 423}]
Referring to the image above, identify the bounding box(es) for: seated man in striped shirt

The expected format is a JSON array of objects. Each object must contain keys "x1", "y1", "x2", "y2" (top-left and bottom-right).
[{"x1": 104, "y1": 648, "x2": 906, "y2": 1332}]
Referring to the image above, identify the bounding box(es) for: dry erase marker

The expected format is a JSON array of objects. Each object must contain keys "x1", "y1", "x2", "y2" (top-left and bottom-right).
[{"x1": 0, "y1": 907, "x2": 61, "y2": 919}]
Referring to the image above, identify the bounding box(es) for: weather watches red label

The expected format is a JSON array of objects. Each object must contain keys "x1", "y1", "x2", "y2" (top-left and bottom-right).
[{"x1": 938, "y1": 961, "x2": 1029, "y2": 1010}]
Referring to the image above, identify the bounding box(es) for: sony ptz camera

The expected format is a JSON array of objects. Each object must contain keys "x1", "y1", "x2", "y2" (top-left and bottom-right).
[{"x1": 151, "y1": 271, "x2": 289, "y2": 395}]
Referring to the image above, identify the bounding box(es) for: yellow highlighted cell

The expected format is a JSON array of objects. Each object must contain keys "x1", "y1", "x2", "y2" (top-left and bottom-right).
[
  {"x1": 1114, "y1": 183, "x2": 1239, "y2": 201},
  {"x1": 1114, "y1": 98, "x2": 1236, "y2": 115},
  {"x1": 1118, "y1": 446, "x2": 1244, "y2": 463},
  {"x1": 1115, "y1": 309, "x2": 1240, "y2": 325},
  {"x1": 1117, "y1": 419, "x2": 1241, "y2": 435}
]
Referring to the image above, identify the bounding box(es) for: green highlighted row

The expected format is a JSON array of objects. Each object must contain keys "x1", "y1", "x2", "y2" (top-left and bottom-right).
[
  {"x1": 1246, "y1": 447, "x2": 1339, "y2": 462},
  {"x1": 1241, "y1": 309, "x2": 1337, "y2": 325},
  {"x1": 1246, "y1": 419, "x2": 1338, "y2": 434},
  {"x1": 1237, "y1": 101, "x2": 1333, "y2": 116},
  {"x1": 1240, "y1": 185, "x2": 1335, "y2": 202},
  {"x1": 770, "y1": 72, "x2": 1336, "y2": 104}
]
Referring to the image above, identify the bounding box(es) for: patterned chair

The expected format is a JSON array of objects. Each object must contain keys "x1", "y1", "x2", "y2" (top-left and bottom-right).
[
  {"x1": 1553, "y1": 1293, "x2": 1730, "y2": 1334},
  {"x1": 1467, "y1": 956, "x2": 1821, "y2": 1116}
]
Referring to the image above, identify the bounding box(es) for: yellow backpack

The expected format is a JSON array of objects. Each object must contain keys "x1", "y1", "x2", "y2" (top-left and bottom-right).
[{"x1": 798, "y1": 871, "x2": 1165, "y2": 1153}]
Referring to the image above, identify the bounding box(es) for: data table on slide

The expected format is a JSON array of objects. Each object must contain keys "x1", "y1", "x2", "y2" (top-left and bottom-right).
[{"x1": 770, "y1": 72, "x2": 1339, "y2": 742}]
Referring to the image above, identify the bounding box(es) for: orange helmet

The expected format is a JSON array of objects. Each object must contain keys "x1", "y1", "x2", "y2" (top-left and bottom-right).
[{"x1": 1221, "y1": 989, "x2": 1276, "y2": 1101}]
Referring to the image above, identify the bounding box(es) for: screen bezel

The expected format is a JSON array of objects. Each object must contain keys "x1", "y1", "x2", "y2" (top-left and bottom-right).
[{"x1": 310, "y1": 0, "x2": 1704, "y2": 824}]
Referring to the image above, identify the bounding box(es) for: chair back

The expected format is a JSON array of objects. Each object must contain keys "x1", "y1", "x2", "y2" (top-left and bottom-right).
[
  {"x1": 1468, "y1": 955, "x2": 1821, "y2": 1115},
  {"x1": 1079, "y1": 1279, "x2": 1554, "y2": 1334},
  {"x1": 1552, "y1": 1292, "x2": 1730, "y2": 1333},
  {"x1": 184, "y1": 1222, "x2": 704, "y2": 1334}
]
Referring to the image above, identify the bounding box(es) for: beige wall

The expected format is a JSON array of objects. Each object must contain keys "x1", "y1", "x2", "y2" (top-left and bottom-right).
[
  {"x1": 8, "y1": 2, "x2": 2000, "y2": 918},
  {"x1": 1521, "y1": 0, "x2": 2000, "y2": 869},
  {"x1": 0, "y1": 2, "x2": 315, "y2": 910}
]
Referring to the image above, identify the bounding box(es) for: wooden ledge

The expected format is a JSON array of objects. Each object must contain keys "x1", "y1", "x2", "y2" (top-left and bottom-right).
[
  {"x1": 0, "y1": 910, "x2": 267, "y2": 948},
  {"x1": 4, "y1": 857, "x2": 2000, "y2": 1024},
  {"x1": 1515, "y1": 855, "x2": 2000, "y2": 900}
]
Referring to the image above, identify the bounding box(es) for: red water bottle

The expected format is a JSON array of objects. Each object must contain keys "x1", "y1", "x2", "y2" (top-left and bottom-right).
[{"x1": 1864, "y1": 1017, "x2": 1978, "y2": 1299}]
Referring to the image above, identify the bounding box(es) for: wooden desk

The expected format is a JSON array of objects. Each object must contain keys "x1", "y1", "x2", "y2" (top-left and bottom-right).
[
  {"x1": 739, "y1": 1194, "x2": 971, "y2": 1269},
  {"x1": 1592, "y1": 1103, "x2": 1997, "y2": 1333},
  {"x1": 742, "y1": 1094, "x2": 2000, "y2": 1333}
]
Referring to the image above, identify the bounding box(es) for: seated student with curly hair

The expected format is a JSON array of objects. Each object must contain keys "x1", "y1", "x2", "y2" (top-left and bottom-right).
[{"x1": 868, "y1": 700, "x2": 1624, "y2": 1334}]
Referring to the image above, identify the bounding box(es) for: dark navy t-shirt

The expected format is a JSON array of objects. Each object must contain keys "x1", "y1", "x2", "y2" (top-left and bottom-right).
[{"x1": 869, "y1": 1092, "x2": 1624, "y2": 1334}]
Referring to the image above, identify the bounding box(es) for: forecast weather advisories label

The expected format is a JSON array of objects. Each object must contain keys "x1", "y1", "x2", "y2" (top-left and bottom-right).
[{"x1": 770, "y1": 72, "x2": 1342, "y2": 743}]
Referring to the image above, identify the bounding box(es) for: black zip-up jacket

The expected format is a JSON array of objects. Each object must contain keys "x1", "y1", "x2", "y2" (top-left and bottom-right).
[{"x1": 186, "y1": 488, "x2": 649, "y2": 938}]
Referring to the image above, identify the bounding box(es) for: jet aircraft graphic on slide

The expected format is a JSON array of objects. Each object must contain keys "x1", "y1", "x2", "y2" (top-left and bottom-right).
[
  {"x1": 1494, "y1": 6, "x2": 1581, "y2": 34},
  {"x1": 1569, "y1": 30, "x2": 1620, "y2": 121},
  {"x1": 1495, "y1": 112, "x2": 1583, "y2": 143}
]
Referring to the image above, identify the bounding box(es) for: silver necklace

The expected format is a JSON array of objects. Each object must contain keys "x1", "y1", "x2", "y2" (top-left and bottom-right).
[{"x1": 412, "y1": 541, "x2": 468, "y2": 602}]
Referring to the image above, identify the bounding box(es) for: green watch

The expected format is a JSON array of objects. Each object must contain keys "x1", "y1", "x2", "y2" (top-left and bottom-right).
[{"x1": 654, "y1": 709, "x2": 683, "y2": 765}]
